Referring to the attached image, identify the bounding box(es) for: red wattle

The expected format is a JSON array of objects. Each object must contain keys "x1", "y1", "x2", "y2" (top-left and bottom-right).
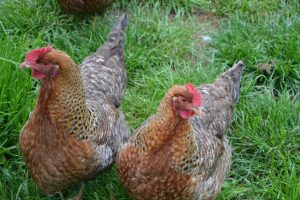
[
  {"x1": 32, "y1": 70, "x2": 46, "y2": 80},
  {"x1": 179, "y1": 110, "x2": 193, "y2": 119}
]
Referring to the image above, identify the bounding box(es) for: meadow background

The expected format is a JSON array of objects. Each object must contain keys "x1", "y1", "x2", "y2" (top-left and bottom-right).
[{"x1": 0, "y1": 0, "x2": 299, "y2": 199}]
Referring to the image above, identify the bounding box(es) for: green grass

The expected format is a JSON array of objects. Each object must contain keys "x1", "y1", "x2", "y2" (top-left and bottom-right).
[{"x1": 0, "y1": 0, "x2": 299, "y2": 199}]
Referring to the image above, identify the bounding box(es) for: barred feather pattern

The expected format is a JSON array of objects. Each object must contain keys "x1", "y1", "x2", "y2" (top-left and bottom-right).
[
  {"x1": 117, "y1": 61, "x2": 244, "y2": 200},
  {"x1": 74, "y1": 13, "x2": 129, "y2": 169},
  {"x1": 191, "y1": 61, "x2": 244, "y2": 199},
  {"x1": 19, "y1": 14, "x2": 129, "y2": 195},
  {"x1": 80, "y1": 13, "x2": 127, "y2": 108}
]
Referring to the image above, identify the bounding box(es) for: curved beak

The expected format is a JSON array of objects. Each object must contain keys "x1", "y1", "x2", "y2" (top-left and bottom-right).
[{"x1": 20, "y1": 61, "x2": 29, "y2": 69}]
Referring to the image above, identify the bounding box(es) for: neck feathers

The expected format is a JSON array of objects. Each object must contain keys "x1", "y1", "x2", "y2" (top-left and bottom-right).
[
  {"x1": 134, "y1": 86, "x2": 192, "y2": 152},
  {"x1": 35, "y1": 55, "x2": 88, "y2": 134}
]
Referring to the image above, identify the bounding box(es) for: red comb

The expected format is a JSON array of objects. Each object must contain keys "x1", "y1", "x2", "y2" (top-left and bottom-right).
[
  {"x1": 185, "y1": 83, "x2": 202, "y2": 106},
  {"x1": 24, "y1": 46, "x2": 53, "y2": 65}
]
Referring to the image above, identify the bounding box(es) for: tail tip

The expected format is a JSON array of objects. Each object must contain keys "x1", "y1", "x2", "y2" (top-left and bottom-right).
[
  {"x1": 115, "y1": 12, "x2": 127, "y2": 31},
  {"x1": 237, "y1": 60, "x2": 244, "y2": 65},
  {"x1": 232, "y1": 60, "x2": 244, "y2": 103},
  {"x1": 235, "y1": 60, "x2": 245, "y2": 69}
]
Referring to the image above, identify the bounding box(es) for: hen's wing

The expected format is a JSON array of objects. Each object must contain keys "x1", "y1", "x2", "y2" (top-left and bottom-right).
[
  {"x1": 191, "y1": 61, "x2": 244, "y2": 177},
  {"x1": 80, "y1": 13, "x2": 127, "y2": 108},
  {"x1": 73, "y1": 14, "x2": 129, "y2": 146},
  {"x1": 188, "y1": 61, "x2": 243, "y2": 198}
]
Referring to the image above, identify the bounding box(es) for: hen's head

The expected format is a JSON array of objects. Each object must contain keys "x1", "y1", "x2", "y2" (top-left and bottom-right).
[
  {"x1": 20, "y1": 46, "x2": 60, "y2": 80},
  {"x1": 172, "y1": 83, "x2": 202, "y2": 119}
]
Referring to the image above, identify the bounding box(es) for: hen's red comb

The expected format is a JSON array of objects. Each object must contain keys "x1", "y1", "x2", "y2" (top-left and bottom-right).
[
  {"x1": 24, "y1": 46, "x2": 53, "y2": 65},
  {"x1": 185, "y1": 83, "x2": 202, "y2": 106}
]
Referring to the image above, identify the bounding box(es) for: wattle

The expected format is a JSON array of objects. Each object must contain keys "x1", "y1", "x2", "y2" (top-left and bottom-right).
[
  {"x1": 32, "y1": 70, "x2": 46, "y2": 80},
  {"x1": 179, "y1": 110, "x2": 193, "y2": 119}
]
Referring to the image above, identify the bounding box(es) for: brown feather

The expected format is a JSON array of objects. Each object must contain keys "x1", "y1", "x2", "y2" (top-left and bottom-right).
[
  {"x1": 20, "y1": 77, "x2": 96, "y2": 194},
  {"x1": 117, "y1": 61, "x2": 244, "y2": 200},
  {"x1": 19, "y1": 14, "x2": 129, "y2": 195},
  {"x1": 58, "y1": 0, "x2": 114, "y2": 13}
]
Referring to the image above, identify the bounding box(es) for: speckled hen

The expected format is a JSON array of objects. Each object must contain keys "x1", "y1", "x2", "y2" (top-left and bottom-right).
[
  {"x1": 117, "y1": 61, "x2": 244, "y2": 200},
  {"x1": 58, "y1": 0, "x2": 114, "y2": 13},
  {"x1": 19, "y1": 14, "x2": 129, "y2": 198}
]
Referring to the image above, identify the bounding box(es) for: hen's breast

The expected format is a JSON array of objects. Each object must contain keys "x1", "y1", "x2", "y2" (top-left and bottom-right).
[
  {"x1": 117, "y1": 142, "x2": 197, "y2": 200},
  {"x1": 19, "y1": 116, "x2": 98, "y2": 194}
]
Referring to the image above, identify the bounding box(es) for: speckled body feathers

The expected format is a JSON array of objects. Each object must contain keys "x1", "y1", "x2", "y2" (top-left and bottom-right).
[
  {"x1": 19, "y1": 14, "x2": 129, "y2": 195},
  {"x1": 117, "y1": 61, "x2": 244, "y2": 200}
]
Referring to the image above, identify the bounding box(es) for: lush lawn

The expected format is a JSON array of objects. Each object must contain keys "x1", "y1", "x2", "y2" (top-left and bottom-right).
[{"x1": 0, "y1": 0, "x2": 299, "y2": 199}]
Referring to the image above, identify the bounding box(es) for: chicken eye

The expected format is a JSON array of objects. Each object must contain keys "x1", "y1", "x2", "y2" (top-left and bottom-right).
[{"x1": 182, "y1": 98, "x2": 187, "y2": 102}]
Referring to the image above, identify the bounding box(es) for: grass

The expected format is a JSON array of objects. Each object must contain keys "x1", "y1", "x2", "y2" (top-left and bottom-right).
[{"x1": 0, "y1": 0, "x2": 299, "y2": 199}]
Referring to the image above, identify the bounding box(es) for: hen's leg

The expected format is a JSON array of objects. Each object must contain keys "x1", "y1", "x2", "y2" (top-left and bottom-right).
[
  {"x1": 57, "y1": 191, "x2": 64, "y2": 200},
  {"x1": 69, "y1": 182, "x2": 85, "y2": 200}
]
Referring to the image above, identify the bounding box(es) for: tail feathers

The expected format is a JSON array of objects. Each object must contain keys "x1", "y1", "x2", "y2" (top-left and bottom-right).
[
  {"x1": 108, "y1": 13, "x2": 127, "y2": 50},
  {"x1": 222, "y1": 60, "x2": 244, "y2": 103},
  {"x1": 113, "y1": 13, "x2": 127, "y2": 34}
]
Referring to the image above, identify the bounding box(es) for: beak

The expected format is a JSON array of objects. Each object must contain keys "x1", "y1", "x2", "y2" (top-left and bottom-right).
[
  {"x1": 20, "y1": 61, "x2": 28, "y2": 69},
  {"x1": 192, "y1": 107, "x2": 204, "y2": 117}
]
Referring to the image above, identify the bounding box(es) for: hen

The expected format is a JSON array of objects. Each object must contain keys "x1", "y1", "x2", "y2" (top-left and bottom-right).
[
  {"x1": 19, "y1": 14, "x2": 129, "y2": 198},
  {"x1": 117, "y1": 61, "x2": 244, "y2": 200},
  {"x1": 58, "y1": 0, "x2": 114, "y2": 13}
]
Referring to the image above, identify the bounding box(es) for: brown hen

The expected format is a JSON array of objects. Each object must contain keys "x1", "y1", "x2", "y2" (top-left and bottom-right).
[
  {"x1": 117, "y1": 61, "x2": 244, "y2": 200},
  {"x1": 19, "y1": 14, "x2": 129, "y2": 198},
  {"x1": 58, "y1": 0, "x2": 114, "y2": 13}
]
